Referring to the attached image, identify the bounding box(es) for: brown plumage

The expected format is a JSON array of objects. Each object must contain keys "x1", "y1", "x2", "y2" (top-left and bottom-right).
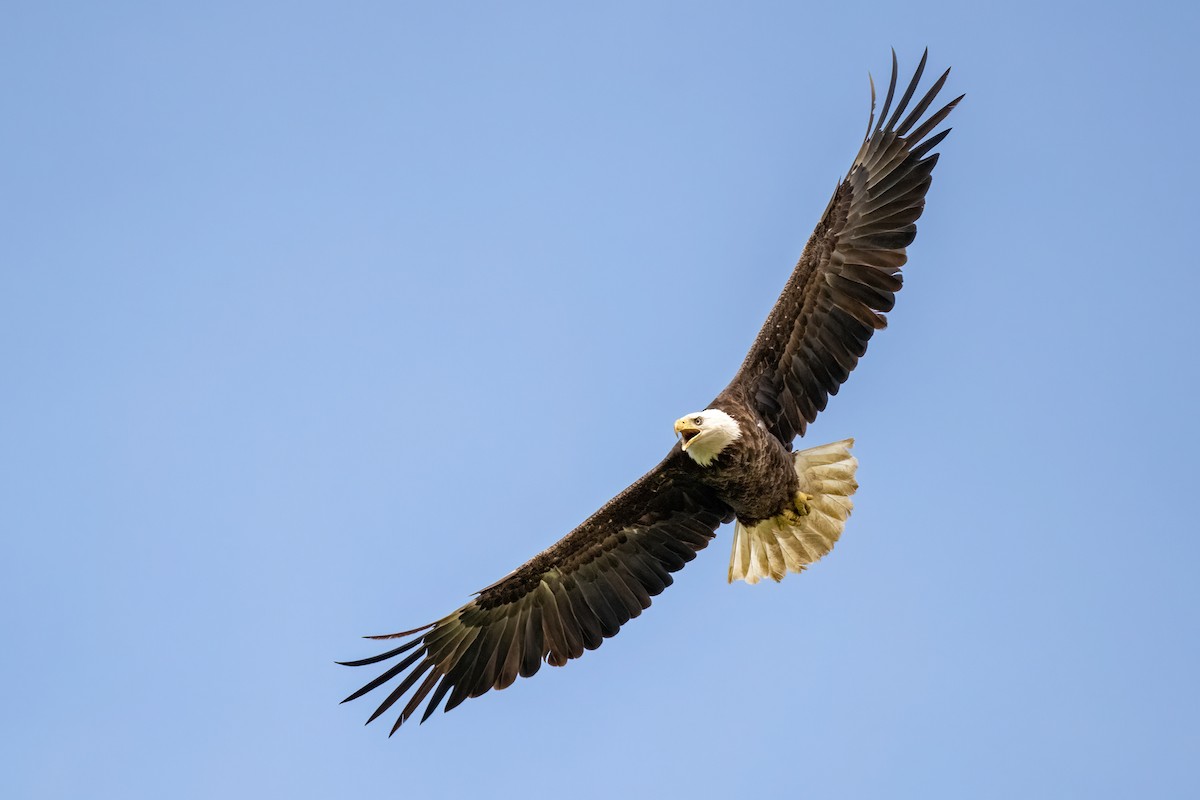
[{"x1": 340, "y1": 51, "x2": 961, "y2": 734}]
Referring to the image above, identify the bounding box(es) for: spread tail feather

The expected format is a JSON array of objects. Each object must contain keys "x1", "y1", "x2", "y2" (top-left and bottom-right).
[{"x1": 728, "y1": 438, "x2": 858, "y2": 585}]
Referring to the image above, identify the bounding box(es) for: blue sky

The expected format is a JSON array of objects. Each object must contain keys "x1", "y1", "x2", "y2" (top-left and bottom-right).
[{"x1": 4, "y1": 2, "x2": 1198, "y2": 797}]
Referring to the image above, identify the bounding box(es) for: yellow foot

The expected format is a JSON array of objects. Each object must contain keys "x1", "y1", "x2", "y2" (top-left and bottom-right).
[{"x1": 780, "y1": 492, "x2": 813, "y2": 525}]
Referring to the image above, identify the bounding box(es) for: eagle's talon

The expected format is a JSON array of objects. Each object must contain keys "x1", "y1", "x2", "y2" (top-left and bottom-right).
[
  {"x1": 793, "y1": 491, "x2": 814, "y2": 518},
  {"x1": 778, "y1": 493, "x2": 813, "y2": 527}
]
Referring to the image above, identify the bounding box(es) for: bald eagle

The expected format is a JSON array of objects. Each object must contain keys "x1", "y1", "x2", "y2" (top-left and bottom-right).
[{"x1": 341, "y1": 51, "x2": 961, "y2": 733}]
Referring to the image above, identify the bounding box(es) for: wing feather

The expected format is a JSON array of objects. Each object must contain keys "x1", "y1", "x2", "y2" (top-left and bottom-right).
[
  {"x1": 491, "y1": 611, "x2": 523, "y2": 691},
  {"x1": 418, "y1": 676, "x2": 456, "y2": 725},
  {"x1": 719, "y1": 52, "x2": 960, "y2": 444},
  {"x1": 519, "y1": 603, "x2": 545, "y2": 678},
  {"x1": 340, "y1": 448, "x2": 732, "y2": 732},
  {"x1": 400, "y1": 670, "x2": 442, "y2": 731},
  {"x1": 537, "y1": 582, "x2": 571, "y2": 667},
  {"x1": 873, "y1": 50, "x2": 901, "y2": 135}
]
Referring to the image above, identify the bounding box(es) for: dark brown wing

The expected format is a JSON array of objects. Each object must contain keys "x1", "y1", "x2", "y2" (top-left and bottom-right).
[
  {"x1": 339, "y1": 447, "x2": 732, "y2": 733},
  {"x1": 717, "y1": 50, "x2": 962, "y2": 445}
]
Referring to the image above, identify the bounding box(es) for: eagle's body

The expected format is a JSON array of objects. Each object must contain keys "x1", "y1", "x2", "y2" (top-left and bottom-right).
[
  {"x1": 341, "y1": 52, "x2": 961, "y2": 733},
  {"x1": 682, "y1": 400, "x2": 798, "y2": 526}
]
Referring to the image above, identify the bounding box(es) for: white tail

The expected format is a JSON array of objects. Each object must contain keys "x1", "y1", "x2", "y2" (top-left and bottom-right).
[{"x1": 728, "y1": 438, "x2": 858, "y2": 584}]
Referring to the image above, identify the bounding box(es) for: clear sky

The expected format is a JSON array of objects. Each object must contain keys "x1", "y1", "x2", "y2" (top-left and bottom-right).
[{"x1": 4, "y1": 2, "x2": 1198, "y2": 798}]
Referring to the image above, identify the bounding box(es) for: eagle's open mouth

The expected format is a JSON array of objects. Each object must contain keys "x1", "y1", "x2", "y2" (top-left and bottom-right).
[{"x1": 679, "y1": 429, "x2": 700, "y2": 447}]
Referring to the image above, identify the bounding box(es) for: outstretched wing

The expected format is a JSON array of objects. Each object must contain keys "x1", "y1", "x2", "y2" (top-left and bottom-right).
[
  {"x1": 340, "y1": 448, "x2": 732, "y2": 733},
  {"x1": 717, "y1": 50, "x2": 962, "y2": 445}
]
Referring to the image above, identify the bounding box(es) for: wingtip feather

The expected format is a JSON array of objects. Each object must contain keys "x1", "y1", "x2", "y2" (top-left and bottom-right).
[
  {"x1": 875, "y1": 50, "x2": 900, "y2": 134},
  {"x1": 364, "y1": 621, "x2": 435, "y2": 640}
]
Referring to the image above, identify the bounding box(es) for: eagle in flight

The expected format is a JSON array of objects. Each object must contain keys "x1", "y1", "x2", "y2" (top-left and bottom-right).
[{"x1": 341, "y1": 51, "x2": 961, "y2": 734}]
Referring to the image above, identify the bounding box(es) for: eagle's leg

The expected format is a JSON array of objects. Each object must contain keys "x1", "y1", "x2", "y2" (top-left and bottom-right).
[{"x1": 781, "y1": 491, "x2": 814, "y2": 525}]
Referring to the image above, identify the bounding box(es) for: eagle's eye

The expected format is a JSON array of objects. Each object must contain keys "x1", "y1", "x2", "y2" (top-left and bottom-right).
[{"x1": 693, "y1": 416, "x2": 703, "y2": 425}]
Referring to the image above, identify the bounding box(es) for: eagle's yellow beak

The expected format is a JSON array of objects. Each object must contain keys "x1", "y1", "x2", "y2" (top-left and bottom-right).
[{"x1": 674, "y1": 417, "x2": 702, "y2": 450}]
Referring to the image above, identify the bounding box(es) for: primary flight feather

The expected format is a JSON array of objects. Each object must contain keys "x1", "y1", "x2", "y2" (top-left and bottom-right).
[{"x1": 341, "y1": 51, "x2": 961, "y2": 734}]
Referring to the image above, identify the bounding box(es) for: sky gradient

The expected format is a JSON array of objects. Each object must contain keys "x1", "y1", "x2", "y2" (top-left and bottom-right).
[{"x1": 4, "y1": 2, "x2": 1198, "y2": 798}]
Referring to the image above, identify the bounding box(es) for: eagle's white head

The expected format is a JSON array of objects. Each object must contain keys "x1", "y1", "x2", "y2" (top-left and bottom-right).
[{"x1": 673, "y1": 408, "x2": 742, "y2": 467}]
